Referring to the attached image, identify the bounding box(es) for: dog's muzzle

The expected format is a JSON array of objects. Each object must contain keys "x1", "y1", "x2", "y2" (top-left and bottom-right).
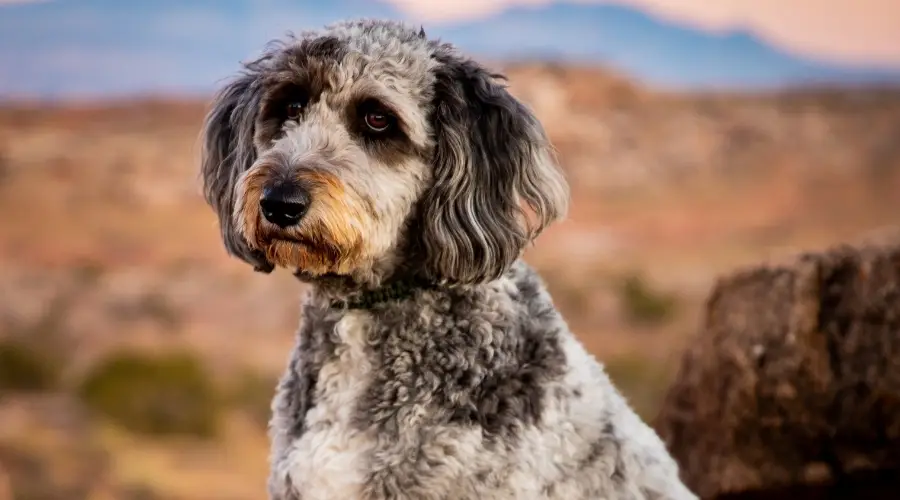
[{"x1": 259, "y1": 179, "x2": 311, "y2": 228}]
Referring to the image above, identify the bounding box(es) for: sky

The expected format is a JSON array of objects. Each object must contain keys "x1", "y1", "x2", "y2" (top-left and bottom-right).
[
  {"x1": 1, "y1": 0, "x2": 898, "y2": 97},
  {"x1": 389, "y1": 0, "x2": 900, "y2": 67},
  {"x1": 1, "y1": 0, "x2": 898, "y2": 67}
]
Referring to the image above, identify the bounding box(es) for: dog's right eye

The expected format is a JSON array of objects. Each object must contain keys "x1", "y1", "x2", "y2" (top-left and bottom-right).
[{"x1": 286, "y1": 102, "x2": 304, "y2": 120}]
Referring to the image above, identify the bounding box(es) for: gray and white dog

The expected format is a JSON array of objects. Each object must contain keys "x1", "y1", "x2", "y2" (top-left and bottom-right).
[{"x1": 200, "y1": 18, "x2": 696, "y2": 500}]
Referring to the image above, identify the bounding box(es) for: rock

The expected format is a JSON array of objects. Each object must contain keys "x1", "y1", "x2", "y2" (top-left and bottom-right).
[{"x1": 654, "y1": 232, "x2": 900, "y2": 498}]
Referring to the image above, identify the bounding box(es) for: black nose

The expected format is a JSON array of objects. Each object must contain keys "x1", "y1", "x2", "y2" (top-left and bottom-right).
[{"x1": 260, "y1": 182, "x2": 310, "y2": 228}]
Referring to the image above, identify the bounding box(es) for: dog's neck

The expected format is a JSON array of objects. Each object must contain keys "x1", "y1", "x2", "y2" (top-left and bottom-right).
[
  {"x1": 294, "y1": 268, "x2": 449, "y2": 311},
  {"x1": 327, "y1": 276, "x2": 441, "y2": 310}
]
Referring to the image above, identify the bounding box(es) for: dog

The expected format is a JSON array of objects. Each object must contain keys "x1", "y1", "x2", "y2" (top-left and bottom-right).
[{"x1": 199, "y1": 18, "x2": 696, "y2": 500}]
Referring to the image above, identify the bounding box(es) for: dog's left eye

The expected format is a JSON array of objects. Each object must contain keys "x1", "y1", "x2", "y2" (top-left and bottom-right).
[
  {"x1": 364, "y1": 112, "x2": 391, "y2": 132},
  {"x1": 286, "y1": 102, "x2": 304, "y2": 120}
]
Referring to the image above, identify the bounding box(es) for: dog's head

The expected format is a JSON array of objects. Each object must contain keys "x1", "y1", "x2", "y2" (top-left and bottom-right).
[{"x1": 200, "y1": 19, "x2": 568, "y2": 287}]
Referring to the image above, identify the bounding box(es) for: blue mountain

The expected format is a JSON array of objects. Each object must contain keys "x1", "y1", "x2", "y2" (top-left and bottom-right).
[
  {"x1": 0, "y1": 0, "x2": 401, "y2": 97},
  {"x1": 429, "y1": 3, "x2": 900, "y2": 89},
  {"x1": 1, "y1": 0, "x2": 898, "y2": 98}
]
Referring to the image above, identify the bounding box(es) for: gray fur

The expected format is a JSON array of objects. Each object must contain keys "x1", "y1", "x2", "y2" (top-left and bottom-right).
[
  {"x1": 200, "y1": 70, "x2": 273, "y2": 272},
  {"x1": 420, "y1": 46, "x2": 568, "y2": 285},
  {"x1": 199, "y1": 18, "x2": 695, "y2": 500}
]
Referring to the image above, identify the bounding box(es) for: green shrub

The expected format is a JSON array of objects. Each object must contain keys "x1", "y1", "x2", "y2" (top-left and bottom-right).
[
  {"x1": 0, "y1": 339, "x2": 61, "y2": 393},
  {"x1": 617, "y1": 272, "x2": 678, "y2": 326},
  {"x1": 77, "y1": 350, "x2": 222, "y2": 438},
  {"x1": 604, "y1": 354, "x2": 671, "y2": 421},
  {"x1": 227, "y1": 369, "x2": 277, "y2": 429}
]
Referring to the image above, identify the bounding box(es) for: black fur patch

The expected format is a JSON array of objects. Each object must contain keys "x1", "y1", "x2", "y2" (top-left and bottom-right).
[
  {"x1": 275, "y1": 300, "x2": 338, "y2": 442},
  {"x1": 200, "y1": 70, "x2": 273, "y2": 272},
  {"x1": 255, "y1": 35, "x2": 350, "y2": 146},
  {"x1": 417, "y1": 48, "x2": 548, "y2": 285},
  {"x1": 355, "y1": 262, "x2": 566, "y2": 444}
]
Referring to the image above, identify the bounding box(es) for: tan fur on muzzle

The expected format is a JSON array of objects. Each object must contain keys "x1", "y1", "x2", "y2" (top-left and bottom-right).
[{"x1": 234, "y1": 162, "x2": 369, "y2": 275}]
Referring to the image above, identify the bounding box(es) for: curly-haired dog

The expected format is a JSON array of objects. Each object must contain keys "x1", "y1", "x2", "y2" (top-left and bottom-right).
[{"x1": 199, "y1": 18, "x2": 696, "y2": 500}]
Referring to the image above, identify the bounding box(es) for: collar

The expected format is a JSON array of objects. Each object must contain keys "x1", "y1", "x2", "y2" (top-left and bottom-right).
[{"x1": 329, "y1": 278, "x2": 439, "y2": 310}]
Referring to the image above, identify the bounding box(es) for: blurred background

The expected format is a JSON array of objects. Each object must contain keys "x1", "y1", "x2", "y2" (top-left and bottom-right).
[{"x1": 0, "y1": 1, "x2": 899, "y2": 499}]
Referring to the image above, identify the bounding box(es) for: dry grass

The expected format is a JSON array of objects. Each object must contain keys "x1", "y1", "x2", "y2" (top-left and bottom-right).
[{"x1": 1, "y1": 63, "x2": 899, "y2": 498}]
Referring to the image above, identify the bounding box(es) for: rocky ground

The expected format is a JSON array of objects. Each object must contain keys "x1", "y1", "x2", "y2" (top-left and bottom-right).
[{"x1": 1, "y1": 63, "x2": 898, "y2": 499}]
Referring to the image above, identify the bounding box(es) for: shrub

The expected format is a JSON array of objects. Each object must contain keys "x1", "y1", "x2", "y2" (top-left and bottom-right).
[
  {"x1": 77, "y1": 350, "x2": 221, "y2": 438},
  {"x1": 0, "y1": 339, "x2": 60, "y2": 393},
  {"x1": 604, "y1": 354, "x2": 671, "y2": 421},
  {"x1": 617, "y1": 272, "x2": 677, "y2": 326},
  {"x1": 227, "y1": 369, "x2": 277, "y2": 429}
]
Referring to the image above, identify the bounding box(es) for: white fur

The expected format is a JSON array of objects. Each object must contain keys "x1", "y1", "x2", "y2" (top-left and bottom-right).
[{"x1": 279, "y1": 311, "x2": 378, "y2": 499}]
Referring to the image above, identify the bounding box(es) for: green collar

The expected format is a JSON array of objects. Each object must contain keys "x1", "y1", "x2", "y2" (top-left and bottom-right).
[{"x1": 329, "y1": 278, "x2": 439, "y2": 310}]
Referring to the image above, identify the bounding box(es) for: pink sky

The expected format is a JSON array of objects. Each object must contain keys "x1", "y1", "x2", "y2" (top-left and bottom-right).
[
  {"x1": 388, "y1": 0, "x2": 900, "y2": 67},
  {"x1": 2, "y1": 0, "x2": 898, "y2": 67}
]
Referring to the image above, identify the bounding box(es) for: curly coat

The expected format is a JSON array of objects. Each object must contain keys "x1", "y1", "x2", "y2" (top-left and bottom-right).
[{"x1": 199, "y1": 18, "x2": 695, "y2": 500}]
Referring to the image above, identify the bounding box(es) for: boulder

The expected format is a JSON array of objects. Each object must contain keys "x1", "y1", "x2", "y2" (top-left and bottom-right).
[{"x1": 655, "y1": 232, "x2": 900, "y2": 498}]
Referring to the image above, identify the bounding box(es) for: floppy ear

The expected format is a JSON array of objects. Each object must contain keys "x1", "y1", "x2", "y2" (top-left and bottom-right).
[
  {"x1": 200, "y1": 72, "x2": 274, "y2": 273},
  {"x1": 419, "y1": 52, "x2": 569, "y2": 285}
]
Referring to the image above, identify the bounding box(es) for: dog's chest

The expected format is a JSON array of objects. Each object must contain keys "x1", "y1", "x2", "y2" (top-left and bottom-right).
[{"x1": 284, "y1": 311, "x2": 377, "y2": 500}]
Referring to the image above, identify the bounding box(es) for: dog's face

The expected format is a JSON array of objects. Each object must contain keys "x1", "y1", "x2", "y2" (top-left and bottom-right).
[{"x1": 200, "y1": 20, "x2": 568, "y2": 287}]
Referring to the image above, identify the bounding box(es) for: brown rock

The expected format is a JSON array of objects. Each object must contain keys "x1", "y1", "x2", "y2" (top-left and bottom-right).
[{"x1": 654, "y1": 232, "x2": 900, "y2": 498}]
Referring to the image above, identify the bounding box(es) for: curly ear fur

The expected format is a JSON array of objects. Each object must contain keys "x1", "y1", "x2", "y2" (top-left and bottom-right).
[
  {"x1": 200, "y1": 71, "x2": 274, "y2": 273},
  {"x1": 420, "y1": 52, "x2": 569, "y2": 285}
]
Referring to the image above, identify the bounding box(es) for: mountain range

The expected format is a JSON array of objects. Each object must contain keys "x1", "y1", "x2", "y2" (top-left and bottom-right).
[{"x1": 2, "y1": 0, "x2": 899, "y2": 98}]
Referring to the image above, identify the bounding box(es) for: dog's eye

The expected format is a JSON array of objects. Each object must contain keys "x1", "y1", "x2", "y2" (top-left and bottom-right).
[
  {"x1": 286, "y1": 102, "x2": 304, "y2": 120},
  {"x1": 364, "y1": 112, "x2": 391, "y2": 132}
]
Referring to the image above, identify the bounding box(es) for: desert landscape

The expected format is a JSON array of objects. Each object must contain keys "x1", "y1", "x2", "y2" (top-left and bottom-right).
[{"x1": 1, "y1": 62, "x2": 899, "y2": 499}]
